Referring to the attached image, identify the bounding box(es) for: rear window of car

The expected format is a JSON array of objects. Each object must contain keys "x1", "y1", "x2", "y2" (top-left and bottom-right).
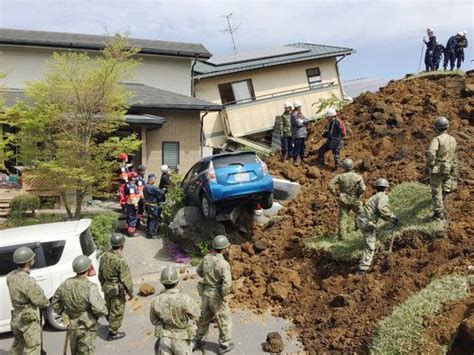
[
  {"x1": 79, "y1": 229, "x2": 96, "y2": 256},
  {"x1": 212, "y1": 153, "x2": 258, "y2": 168}
]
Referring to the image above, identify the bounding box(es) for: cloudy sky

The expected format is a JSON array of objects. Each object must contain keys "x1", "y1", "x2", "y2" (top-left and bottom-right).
[{"x1": 0, "y1": 0, "x2": 472, "y2": 80}]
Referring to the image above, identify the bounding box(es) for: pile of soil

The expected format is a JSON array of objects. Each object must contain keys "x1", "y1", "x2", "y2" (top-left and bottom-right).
[
  {"x1": 230, "y1": 73, "x2": 474, "y2": 352},
  {"x1": 262, "y1": 331, "x2": 284, "y2": 353}
]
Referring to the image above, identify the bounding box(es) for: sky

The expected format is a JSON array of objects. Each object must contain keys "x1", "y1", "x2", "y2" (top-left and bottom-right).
[{"x1": 0, "y1": 0, "x2": 473, "y2": 81}]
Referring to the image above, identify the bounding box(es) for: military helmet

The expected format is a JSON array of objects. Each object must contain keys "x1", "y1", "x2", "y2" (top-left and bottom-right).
[
  {"x1": 342, "y1": 158, "x2": 354, "y2": 171},
  {"x1": 13, "y1": 247, "x2": 35, "y2": 264},
  {"x1": 212, "y1": 235, "x2": 230, "y2": 250},
  {"x1": 375, "y1": 178, "x2": 390, "y2": 188},
  {"x1": 434, "y1": 116, "x2": 449, "y2": 130},
  {"x1": 72, "y1": 255, "x2": 92, "y2": 274},
  {"x1": 160, "y1": 266, "x2": 179, "y2": 285},
  {"x1": 110, "y1": 233, "x2": 125, "y2": 247}
]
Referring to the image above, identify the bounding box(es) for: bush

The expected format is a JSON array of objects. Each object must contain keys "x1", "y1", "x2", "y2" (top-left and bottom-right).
[
  {"x1": 10, "y1": 195, "x2": 40, "y2": 217},
  {"x1": 161, "y1": 175, "x2": 185, "y2": 224},
  {"x1": 87, "y1": 212, "x2": 120, "y2": 251}
]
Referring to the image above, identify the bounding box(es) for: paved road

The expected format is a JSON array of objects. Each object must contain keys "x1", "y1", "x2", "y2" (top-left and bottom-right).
[{"x1": 0, "y1": 233, "x2": 304, "y2": 354}]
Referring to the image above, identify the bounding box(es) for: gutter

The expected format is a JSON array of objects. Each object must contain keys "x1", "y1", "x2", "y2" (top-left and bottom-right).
[
  {"x1": 191, "y1": 56, "x2": 198, "y2": 97},
  {"x1": 335, "y1": 55, "x2": 347, "y2": 98},
  {"x1": 200, "y1": 110, "x2": 209, "y2": 157}
]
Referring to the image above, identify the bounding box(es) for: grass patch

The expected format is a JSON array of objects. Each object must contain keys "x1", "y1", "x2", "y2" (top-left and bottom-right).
[
  {"x1": 404, "y1": 70, "x2": 464, "y2": 80},
  {"x1": 369, "y1": 274, "x2": 470, "y2": 354},
  {"x1": 305, "y1": 182, "x2": 443, "y2": 262}
]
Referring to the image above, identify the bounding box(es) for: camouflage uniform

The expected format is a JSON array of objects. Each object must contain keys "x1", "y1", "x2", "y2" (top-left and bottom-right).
[
  {"x1": 52, "y1": 276, "x2": 107, "y2": 355},
  {"x1": 357, "y1": 192, "x2": 396, "y2": 271},
  {"x1": 195, "y1": 254, "x2": 232, "y2": 347},
  {"x1": 98, "y1": 249, "x2": 133, "y2": 333},
  {"x1": 149, "y1": 288, "x2": 200, "y2": 355},
  {"x1": 329, "y1": 171, "x2": 366, "y2": 240},
  {"x1": 7, "y1": 269, "x2": 49, "y2": 355},
  {"x1": 426, "y1": 131, "x2": 458, "y2": 218}
]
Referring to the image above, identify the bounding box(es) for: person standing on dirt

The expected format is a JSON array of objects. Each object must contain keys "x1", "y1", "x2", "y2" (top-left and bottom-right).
[
  {"x1": 150, "y1": 266, "x2": 200, "y2": 355},
  {"x1": 444, "y1": 32, "x2": 461, "y2": 70},
  {"x1": 317, "y1": 108, "x2": 347, "y2": 172},
  {"x1": 99, "y1": 233, "x2": 134, "y2": 341},
  {"x1": 291, "y1": 100, "x2": 309, "y2": 164},
  {"x1": 279, "y1": 102, "x2": 293, "y2": 162},
  {"x1": 454, "y1": 31, "x2": 468, "y2": 70},
  {"x1": 433, "y1": 43, "x2": 445, "y2": 70},
  {"x1": 329, "y1": 159, "x2": 366, "y2": 240},
  {"x1": 356, "y1": 178, "x2": 398, "y2": 275},
  {"x1": 423, "y1": 28, "x2": 437, "y2": 71},
  {"x1": 194, "y1": 235, "x2": 234, "y2": 354},
  {"x1": 426, "y1": 116, "x2": 458, "y2": 222},
  {"x1": 144, "y1": 173, "x2": 165, "y2": 238}
]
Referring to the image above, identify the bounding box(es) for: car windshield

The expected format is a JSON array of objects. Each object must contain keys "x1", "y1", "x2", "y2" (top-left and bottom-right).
[
  {"x1": 212, "y1": 152, "x2": 258, "y2": 169},
  {"x1": 79, "y1": 228, "x2": 96, "y2": 256}
]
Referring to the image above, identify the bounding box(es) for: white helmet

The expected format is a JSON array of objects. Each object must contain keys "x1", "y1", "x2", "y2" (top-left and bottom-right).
[
  {"x1": 284, "y1": 101, "x2": 292, "y2": 108},
  {"x1": 161, "y1": 164, "x2": 169, "y2": 173},
  {"x1": 463, "y1": 30, "x2": 467, "y2": 36},
  {"x1": 326, "y1": 108, "x2": 337, "y2": 117},
  {"x1": 427, "y1": 28, "x2": 434, "y2": 33},
  {"x1": 458, "y1": 31, "x2": 464, "y2": 36},
  {"x1": 293, "y1": 100, "x2": 302, "y2": 108}
]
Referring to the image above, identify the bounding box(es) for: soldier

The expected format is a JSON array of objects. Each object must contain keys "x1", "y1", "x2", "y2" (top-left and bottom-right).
[
  {"x1": 52, "y1": 255, "x2": 107, "y2": 355},
  {"x1": 159, "y1": 165, "x2": 171, "y2": 192},
  {"x1": 426, "y1": 116, "x2": 458, "y2": 222},
  {"x1": 356, "y1": 178, "x2": 398, "y2": 275},
  {"x1": 150, "y1": 266, "x2": 200, "y2": 355},
  {"x1": 194, "y1": 235, "x2": 234, "y2": 354},
  {"x1": 99, "y1": 233, "x2": 134, "y2": 340},
  {"x1": 317, "y1": 108, "x2": 347, "y2": 172},
  {"x1": 329, "y1": 158, "x2": 366, "y2": 240},
  {"x1": 144, "y1": 173, "x2": 165, "y2": 238},
  {"x1": 136, "y1": 164, "x2": 147, "y2": 229},
  {"x1": 124, "y1": 172, "x2": 140, "y2": 237},
  {"x1": 7, "y1": 247, "x2": 49, "y2": 355},
  {"x1": 279, "y1": 102, "x2": 293, "y2": 162}
]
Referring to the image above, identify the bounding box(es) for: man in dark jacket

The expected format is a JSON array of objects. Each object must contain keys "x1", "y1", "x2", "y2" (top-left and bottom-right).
[
  {"x1": 423, "y1": 28, "x2": 437, "y2": 71},
  {"x1": 455, "y1": 31, "x2": 468, "y2": 69},
  {"x1": 144, "y1": 174, "x2": 165, "y2": 238},
  {"x1": 433, "y1": 43, "x2": 445, "y2": 70},
  {"x1": 317, "y1": 108, "x2": 347, "y2": 172},
  {"x1": 290, "y1": 100, "x2": 309, "y2": 164},
  {"x1": 444, "y1": 33, "x2": 460, "y2": 70}
]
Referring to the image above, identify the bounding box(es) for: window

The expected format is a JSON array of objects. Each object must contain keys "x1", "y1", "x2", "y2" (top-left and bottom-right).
[
  {"x1": 218, "y1": 79, "x2": 255, "y2": 105},
  {"x1": 212, "y1": 152, "x2": 258, "y2": 169},
  {"x1": 306, "y1": 67, "x2": 322, "y2": 88},
  {"x1": 162, "y1": 142, "x2": 180, "y2": 169},
  {"x1": 80, "y1": 229, "x2": 96, "y2": 256},
  {"x1": 42, "y1": 240, "x2": 66, "y2": 266},
  {"x1": 0, "y1": 243, "x2": 46, "y2": 276}
]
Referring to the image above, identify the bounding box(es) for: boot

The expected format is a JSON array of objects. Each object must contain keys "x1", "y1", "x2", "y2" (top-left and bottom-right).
[
  {"x1": 193, "y1": 340, "x2": 205, "y2": 351},
  {"x1": 430, "y1": 211, "x2": 444, "y2": 222},
  {"x1": 218, "y1": 343, "x2": 235, "y2": 354},
  {"x1": 108, "y1": 331, "x2": 126, "y2": 341}
]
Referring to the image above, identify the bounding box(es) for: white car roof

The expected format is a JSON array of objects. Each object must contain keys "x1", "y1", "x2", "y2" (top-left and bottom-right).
[{"x1": 0, "y1": 219, "x2": 92, "y2": 246}]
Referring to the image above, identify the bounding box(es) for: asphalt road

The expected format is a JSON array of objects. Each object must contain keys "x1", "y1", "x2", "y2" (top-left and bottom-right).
[{"x1": 0, "y1": 232, "x2": 304, "y2": 354}]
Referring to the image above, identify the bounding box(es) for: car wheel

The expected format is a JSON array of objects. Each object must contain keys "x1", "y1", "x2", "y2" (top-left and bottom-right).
[
  {"x1": 261, "y1": 192, "x2": 274, "y2": 210},
  {"x1": 200, "y1": 194, "x2": 216, "y2": 219},
  {"x1": 46, "y1": 303, "x2": 67, "y2": 331}
]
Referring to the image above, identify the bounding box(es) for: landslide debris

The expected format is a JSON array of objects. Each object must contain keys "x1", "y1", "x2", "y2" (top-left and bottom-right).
[
  {"x1": 230, "y1": 73, "x2": 474, "y2": 353},
  {"x1": 262, "y1": 331, "x2": 284, "y2": 353}
]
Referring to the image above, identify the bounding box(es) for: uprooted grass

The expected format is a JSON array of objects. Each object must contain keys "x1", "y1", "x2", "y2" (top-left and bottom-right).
[
  {"x1": 369, "y1": 274, "x2": 470, "y2": 354},
  {"x1": 405, "y1": 70, "x2": 464, "y2": 80},
  {"x1": 305, "y1": 182, "x2": 444, "y2": 262}
]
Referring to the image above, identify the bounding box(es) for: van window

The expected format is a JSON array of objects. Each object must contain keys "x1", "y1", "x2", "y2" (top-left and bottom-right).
[
  {"x1": 80, "y1": 229, "x2": 96, "y2": 256},
  {"x1": 42, "y1": 240, "x2": 66, "y2": 266},
  {"x1": 0, "y1": 243, "x2": 46, "y2": 276}
]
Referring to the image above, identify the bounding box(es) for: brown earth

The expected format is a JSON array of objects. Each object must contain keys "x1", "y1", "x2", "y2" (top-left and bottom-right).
[
  {"x1": 230, "y1": 73, "x2": 474, "y2": 353},
  {"x1": 262, "y1": 331, "x2": 284, "y2": 353}
]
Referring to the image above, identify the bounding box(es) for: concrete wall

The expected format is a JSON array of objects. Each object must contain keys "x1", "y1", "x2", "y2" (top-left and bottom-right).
[{"x1": 0, "y1": 45, "x2": 192, "y2": 95}]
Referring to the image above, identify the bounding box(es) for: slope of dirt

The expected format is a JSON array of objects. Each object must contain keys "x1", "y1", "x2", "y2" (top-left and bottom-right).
[{"x1": 230, "y1": 73, "x2": 474, "y2": 352}]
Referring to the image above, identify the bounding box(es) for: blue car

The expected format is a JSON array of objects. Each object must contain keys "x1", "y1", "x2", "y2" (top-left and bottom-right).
[{"x1": 182, "y1": 151, "x2": 274, "y2": 219}]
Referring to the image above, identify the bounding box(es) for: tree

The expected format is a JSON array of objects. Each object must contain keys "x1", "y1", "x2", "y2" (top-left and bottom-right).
[
  {"x1": 312, "y1": 92, "x2": 352, "y2": 117},
  {"x1": 3, "y1": 35, "x2": 142, "y2": 218}
]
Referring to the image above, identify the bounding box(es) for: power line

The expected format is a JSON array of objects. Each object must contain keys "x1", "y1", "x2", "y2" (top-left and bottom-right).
[{"x1": 220, "y1": 13, "x2": 240, "y2": 54}]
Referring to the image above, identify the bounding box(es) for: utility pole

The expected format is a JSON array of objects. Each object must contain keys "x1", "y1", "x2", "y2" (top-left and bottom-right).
[{"x1": 220, "y1": 13, "x2": 239, "y2": 54}]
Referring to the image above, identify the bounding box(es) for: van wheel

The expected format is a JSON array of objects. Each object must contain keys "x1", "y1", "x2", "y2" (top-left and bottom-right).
[
  {"x1": 46, "y1": 303, "x2": 67, "y2": 331},
  {"x1": 261, "y1": 192, "x2": 274, "y2": 210},
  {"x1": 200, "y1": 194, "x2": 216, "y2": 219}
]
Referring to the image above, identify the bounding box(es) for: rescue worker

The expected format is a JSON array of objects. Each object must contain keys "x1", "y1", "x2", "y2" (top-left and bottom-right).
[
  {"x1": 124, "y1": 172, "x2": 140, "y2": 237},
  {"x1": 329, "y1": 158, "x2": 366, "y2": 240},
  {"x1": 118, "y1": 153, "x2": 129, "y2": 182},
  {"x1": 150, "y1": 266, "x2": 200, "y2": 355},
  {"x1": 194, "y1": 235, "x2": 234, "y2": 354},
  {"x1": 291, "y1": 100, "x2": 309, "y2": 164},
  {"x1": 99, "y1": 233, "x2": 133, "y2": 341},
  {"x1": 426, "y1": 116, "x2": 458, "y2": 222},
  {"x1": 279, "y1": 102, "x2": 293, "y2": 162},
  {"x1": 317, "y1": 108, "x2": 347, "y2": 172},
  {"x1": 444, "y1": 32, "x2": 461, "y2": 70},
  {"x1": 433, "y1": 43, "x2": 445, "y2": 70},
  {"x1": 7, "y1": 247, "x2": 49, "y2": 355},
  {"x1": 423, "y1": 28, "x2": 437, "y2": 71},
  {"x1": 455, "y1": 31, "x2": 468, "y2": 70},
  {"x1": 52, "y1": 255, "x2": 108, "y2": 355},
  {"x1": 356, "y1": 178, "x2": 398, "y2": 275},
  {"x1": 144, "y1": 173, "x2": 165, "y2": 238},
  {"x1": 159, "y1": 165, "x2": 171, "y2": 191},
  {"x1": 136, "y1": 164, "x2": 147, "y2": 230}
]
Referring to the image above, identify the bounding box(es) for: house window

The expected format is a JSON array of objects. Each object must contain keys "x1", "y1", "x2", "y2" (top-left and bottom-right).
[
  {"x1": 306, "y1": 67, "x2": 322, "y2": 88},
  {"x1": 218, "y1": 79, "x2": 255, "y2": 105},
  {"x1": 162, "y1": 141, "x2": 180, "y2": 169}
]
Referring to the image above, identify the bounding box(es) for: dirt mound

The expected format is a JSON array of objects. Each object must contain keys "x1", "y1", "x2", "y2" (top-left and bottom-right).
[
  {"x1": 262, "y1": 331, "x2": 284, "y2": 353},
  {"x1": 230, "y1": 74, "x2": 474, "y2": 352}
]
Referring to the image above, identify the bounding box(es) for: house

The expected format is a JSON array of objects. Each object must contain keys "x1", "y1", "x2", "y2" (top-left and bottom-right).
[
  {"x1": 193, "y1": 43, "x2": 355, "y2": 149},
  {"x1": 0, "y1": 28, "x2": 222, "y2": 174}
]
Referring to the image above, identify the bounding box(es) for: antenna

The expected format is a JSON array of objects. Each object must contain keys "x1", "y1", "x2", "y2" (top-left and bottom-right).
[{"x1": 220, "y1": 13, "x2": 240, "y2": 54}]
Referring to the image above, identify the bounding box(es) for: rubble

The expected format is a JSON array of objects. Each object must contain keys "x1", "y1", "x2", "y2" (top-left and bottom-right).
[{"x1": 138, "y1": 283, "x2": 156, "y2": 296}]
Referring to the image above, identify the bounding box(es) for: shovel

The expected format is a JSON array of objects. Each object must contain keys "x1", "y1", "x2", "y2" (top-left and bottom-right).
[
  {"x1": 40, "y1": 311, "x2": 47, "y2": 355},
  {"x1": 383, "y1": 225, "x2": 397, "y2": 270}
]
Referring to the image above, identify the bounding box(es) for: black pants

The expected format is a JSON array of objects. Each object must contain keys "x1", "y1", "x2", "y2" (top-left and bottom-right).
[
  {"x1": 444, "y1": 51, "x2": 455, "y2": 70},
  {"x1": 455, "y1": 51, "x2": 464, "y2": 69},
  {"x1": 425, "y1": 50, "x2": 434, "y2": 71},
  {"x1": 280, "y1": 136, "x2": 293, "y2": 160},
  {"x1": 292, "y1": 138, "x2": 305, "y2": 161},
  {"x1": 145, "y1": 205, "x2": 161, "y2": 237},
  {"x1": 318, "y1": 139, "x2": 342, "y2": 166}
]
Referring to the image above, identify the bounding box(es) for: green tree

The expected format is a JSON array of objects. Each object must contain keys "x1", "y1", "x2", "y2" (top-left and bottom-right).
[
  {"x1": 312, "y1": 92, "x2": 350, "y2": 116},
  {"x1": 3, "y1": 35, "x2": 142, "y2": 218}
]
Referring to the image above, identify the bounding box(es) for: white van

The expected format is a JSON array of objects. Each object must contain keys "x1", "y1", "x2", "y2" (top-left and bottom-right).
[{"x1": 0, "y1": 219, "x2": 101, "y2": 333}]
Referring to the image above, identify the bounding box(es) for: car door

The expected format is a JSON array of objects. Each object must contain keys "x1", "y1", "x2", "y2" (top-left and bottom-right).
[
  {"x1": 187, "y1": 163, "x2": 204, "y2": 206},
  {"x1": 182, "y1": 164, "x2": 199, "y2": 206}
]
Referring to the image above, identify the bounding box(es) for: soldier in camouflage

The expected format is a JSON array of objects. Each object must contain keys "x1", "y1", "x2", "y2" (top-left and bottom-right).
[
  {"x1": 7, "y1": 247, "x2": 49, "y2": 355},
  {"x1": 52, "y1": 255, "x2": 107, "y2": 355},
  {"x1": 149, "y1": 266, "x2": 200, "y2": 355},
  {"x1": 194, "y1": 235, "x2": 234, "y2": 354},
  {"x1": 99, "y1": 233, "x2": 133, "y2": 340},
  {"x1": 426, "y1": 117, "x2": 458, "y2": 222},
  {"x1": 356, "y1": 178, "x2": 398, "y2": 275},
  {"x1": 279, "y1": 102, "x2": 293, "y2": 162},
  {"x1": 329, "y1": 158, "x2": 366, "y2": 240}
]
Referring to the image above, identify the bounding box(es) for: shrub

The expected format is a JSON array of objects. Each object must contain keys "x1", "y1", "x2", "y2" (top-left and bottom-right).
[
  {"x1": 10, "y1": 195, "x2": 40, "y2": 217},
  {"x1": 161, "y1": 175, "x2": 185, "y2": 224},
  {"x1": 88, "y1": 212, "x2": 119, "y2": 251}
]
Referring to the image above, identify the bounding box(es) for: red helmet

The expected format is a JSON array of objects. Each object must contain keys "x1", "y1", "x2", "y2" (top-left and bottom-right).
[
  {"x1": 128, "y1": 171, "x2": 138, "y2": 178},
  {"x1": 118, "y1": 153, "x2": 128, "y2": 161}
]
